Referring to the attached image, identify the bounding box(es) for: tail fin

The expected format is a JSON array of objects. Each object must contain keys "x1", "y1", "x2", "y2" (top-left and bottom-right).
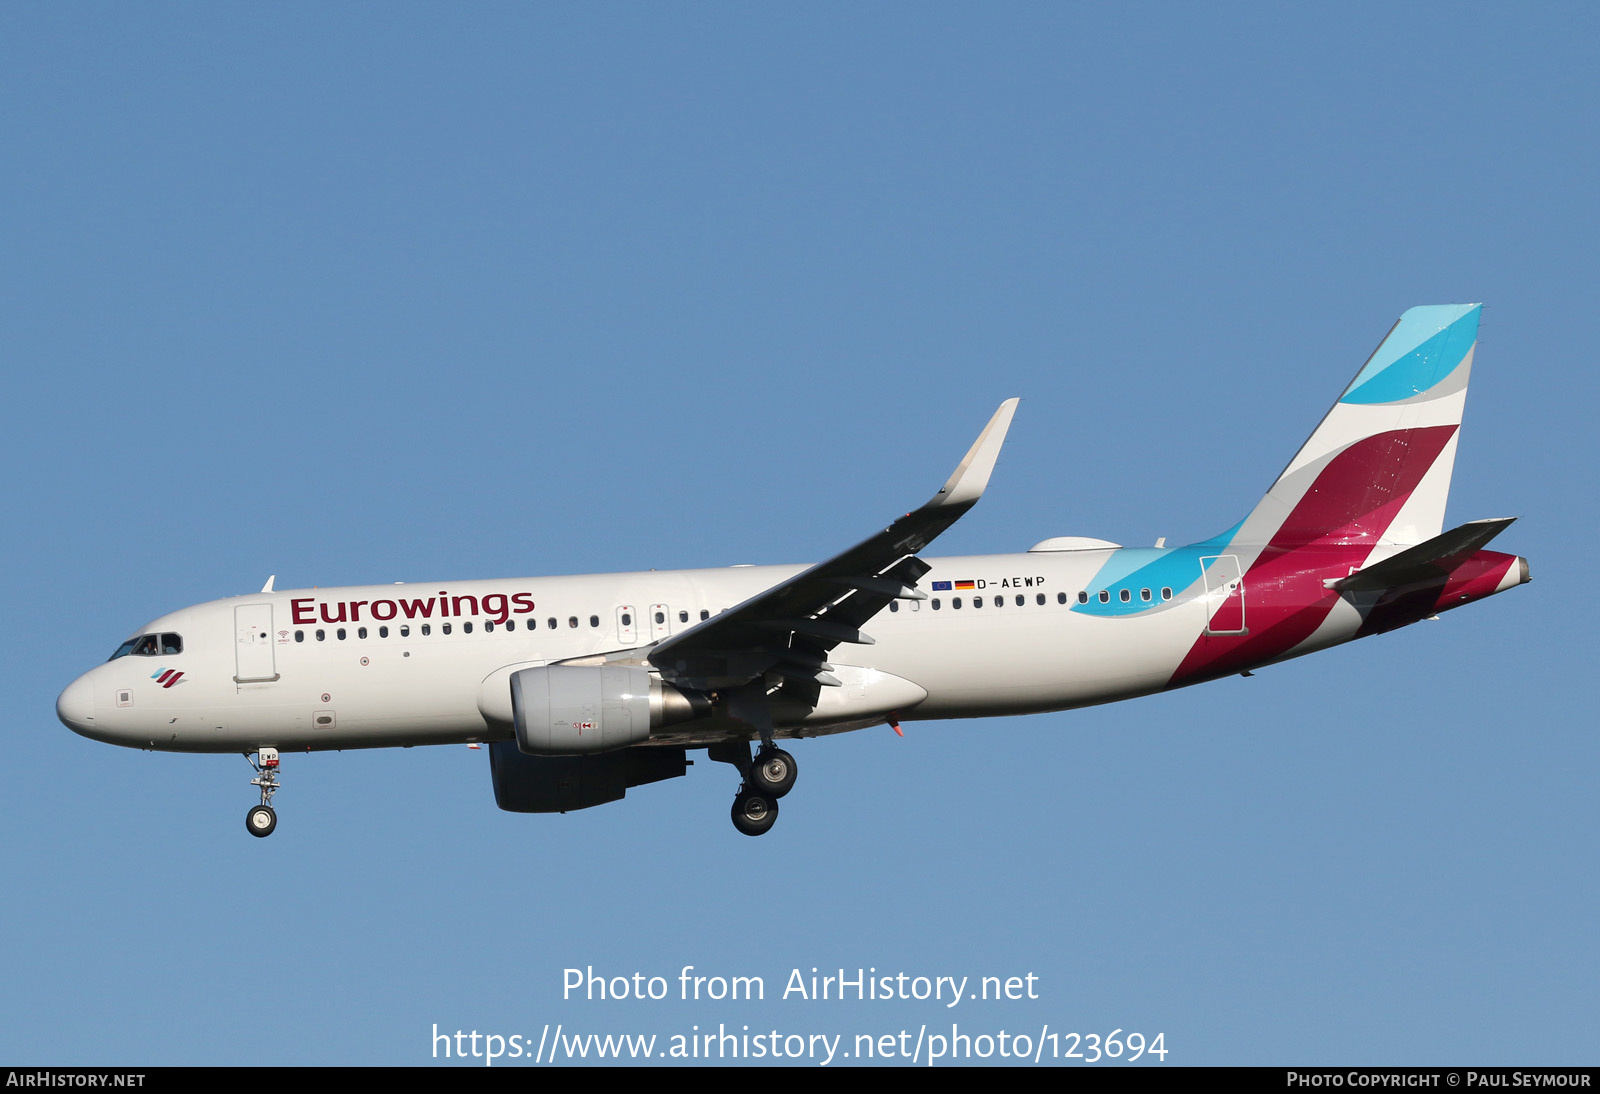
[{"x1": 1234, "y1": 304, "x2": 1481, "y2": 550}]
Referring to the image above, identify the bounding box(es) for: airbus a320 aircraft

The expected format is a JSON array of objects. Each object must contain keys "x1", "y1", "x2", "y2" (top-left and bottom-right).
[{"x1": 58, "y1": 305, "x2": 1528, "y2": 837}]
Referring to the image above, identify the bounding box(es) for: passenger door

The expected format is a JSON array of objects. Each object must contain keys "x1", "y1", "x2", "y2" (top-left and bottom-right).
[{"x1": 234, "y1": 604, "x2": 280, "y2": 682}]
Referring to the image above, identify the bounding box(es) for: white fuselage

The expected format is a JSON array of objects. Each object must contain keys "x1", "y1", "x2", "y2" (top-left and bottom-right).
[{"x1": 59, "y1": 545, "x2": 1344, "y2": 755}]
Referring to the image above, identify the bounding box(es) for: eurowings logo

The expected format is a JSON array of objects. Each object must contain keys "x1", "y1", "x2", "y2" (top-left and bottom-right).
[{"x1": 151, "y1": 668, "x2": 185, "y2": 688}]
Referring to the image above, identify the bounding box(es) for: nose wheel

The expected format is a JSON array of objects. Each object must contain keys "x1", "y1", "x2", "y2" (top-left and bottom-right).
[
  {"x1": 246, "y1": 804, "x2": 277, "y2": 837},
  {"x1": 245, "y1": 748, "x2": 281, "y2": 838}
]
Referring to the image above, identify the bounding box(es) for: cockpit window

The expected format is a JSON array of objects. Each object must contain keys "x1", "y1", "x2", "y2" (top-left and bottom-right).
[{"x1": 108, "y1": 633, "x2": 183, "y2": 661}]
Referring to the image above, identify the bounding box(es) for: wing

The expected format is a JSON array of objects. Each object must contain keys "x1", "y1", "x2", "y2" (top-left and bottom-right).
[{"x1": 647, "y1": 399, "x2": 1019, "y2": 704}]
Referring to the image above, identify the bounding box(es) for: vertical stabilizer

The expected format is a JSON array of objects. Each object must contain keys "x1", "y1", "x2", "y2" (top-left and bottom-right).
[{"x1": 1233, "y1": 304, "x2": 1480, "y2": 550}]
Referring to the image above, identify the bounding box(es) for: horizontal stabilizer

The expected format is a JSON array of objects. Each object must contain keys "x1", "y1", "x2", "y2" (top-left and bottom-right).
[{"x1": 1331, "y1": 518, "x2": 1517, "y2": 593}]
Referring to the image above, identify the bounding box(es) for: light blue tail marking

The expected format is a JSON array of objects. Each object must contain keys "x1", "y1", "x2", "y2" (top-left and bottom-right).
[{"x1": 1341, "y1": 304, "x2": 1479, "y2": 405}]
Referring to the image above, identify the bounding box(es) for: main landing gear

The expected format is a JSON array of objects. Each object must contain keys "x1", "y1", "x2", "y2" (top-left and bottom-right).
[
  {"x1": 245, "y1": 748, "x2": 281, "y2": 838},
  {"x1": 712, "y1": 741, "x2": 798, "y2": 837}
]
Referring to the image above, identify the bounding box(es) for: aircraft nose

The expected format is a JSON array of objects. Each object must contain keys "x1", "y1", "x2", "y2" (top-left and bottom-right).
[{"x1": 57, "y1": 674, "x2": 96, "y2": 735}]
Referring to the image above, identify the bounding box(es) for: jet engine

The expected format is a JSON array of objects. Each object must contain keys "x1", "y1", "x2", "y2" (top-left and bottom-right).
[{"x1": 509, "y1": 665, "x2": 709, "y2": 756}]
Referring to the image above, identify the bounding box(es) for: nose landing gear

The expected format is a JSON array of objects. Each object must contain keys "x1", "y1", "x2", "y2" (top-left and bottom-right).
[
  {"x1": 245, "y1": 748, "x2": 281, "y2": 838},
  {"x1": 246, "y1": 803, "x2": 276, "y2": 837}
]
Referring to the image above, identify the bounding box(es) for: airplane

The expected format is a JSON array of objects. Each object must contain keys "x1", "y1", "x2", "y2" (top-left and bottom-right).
[{"x1": 57, "y1": 304, "x2": 1529, "y2": 837}]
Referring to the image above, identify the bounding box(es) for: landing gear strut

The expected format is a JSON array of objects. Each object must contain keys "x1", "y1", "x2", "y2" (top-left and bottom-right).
[
  {"x1": 710, "y1": 740, "x2": 799, "y2": 837},
  {"x1": 245, "y1": 748, "x2": 281, "y2": 838}
]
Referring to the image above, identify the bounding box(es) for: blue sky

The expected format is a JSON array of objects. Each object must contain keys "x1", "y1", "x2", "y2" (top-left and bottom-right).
[{"x1": 4, "y1": 4, "x2": 1593, "y2": 1066}]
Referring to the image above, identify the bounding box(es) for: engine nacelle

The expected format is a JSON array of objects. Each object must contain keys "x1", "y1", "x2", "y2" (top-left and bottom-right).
[
  {"x1": 488, "y1": 741, "x2": 689, "y2": 813},
  {"x1": 510, "y1": 665, "x2": 709, "y2": 756}
]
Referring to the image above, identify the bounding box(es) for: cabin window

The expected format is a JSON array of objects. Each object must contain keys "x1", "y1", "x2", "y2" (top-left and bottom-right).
[
  {"x1": 568, "y1": 617, "x2": 579, "y2": 629},
  {"x1": 505, "y1": 619, "x2": 515, "y2": 631},
  {"x1": 1077, "y1": 591, "x2": 1088, "y2": 605},
  {"x1": 679, "y1": 610, "x2": 689, "y2": 623},
  {"x1": 700, "y1": 610, "x2": 710, "y2": 621},
  {"x1": 1036, "y1": 593, "x2": 1045, "y2": 605},
  {"x1": 421, "y1": 624, "x2": 431, "y2": 636},
  {"x1": 316, "y1": 629, "x2": 326, "y2": 641},
  {"x1": 294, "y1": 631, "x2": 304, "y2": 643},
  {"x1": 932, "y1": 598, "x2": 941, "y2": 610},
  {"x1": 547, "y1": 618, "x2": 557, "y2": 630},
  {"x1": 1016, "y1": 595, "x2": 1024, "y2": 606},
  {"x1": 1119, "y1": 589, "x2": 1131, "y2": 603},
  {"x1": 889, "y1": 601, "x2": 899, "y2": 612},
  {"x1": 1161, "y1": 587, "x2": 1173, "y2": 601},
  {"x1": 654, "y1": 611, "x2": 665, "y2": 625},
  {"x1": 463, "y1": 622, "x2": 473, "y2": 633},
  {"x1": 590, "y1": 615, "x2": 599, "y2": 628},
  {"x1": 485, "y1": 621, "x2": 495, "y2": 633},
  {"x1": 996, "y1": 596, "x2": 1005, "y2": 607},
  {"x1": 443, "y1": 623, "x2": 452, "y2": 635},
  {"x1": 971, "y1": 596, "x2": 981, "y2": 609},
  {"x1": 1099, "y1": 591, "x2": 1110, "y2": 604},
  {"x1": 621, "y1": 612, "x2": 632, "y2": 627},
  {"x1": 953, "y1": 597, "x2": 963, "y2": 609},
  {"x1": 358, "y1": 627, "x2": 368, "y2": 639},
  {"x1": 336, "y1": 628, "x2": 347, "y2": 640},
  {"x1": 1140, "y1": 588, "x2": 1152, "y2": 602},
  {"x1": 379, "y1": 626, "x2": 389, "y2": 638},
  {"x1": 400, "y1": 625, "x2": 410, "y2": 637}
]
